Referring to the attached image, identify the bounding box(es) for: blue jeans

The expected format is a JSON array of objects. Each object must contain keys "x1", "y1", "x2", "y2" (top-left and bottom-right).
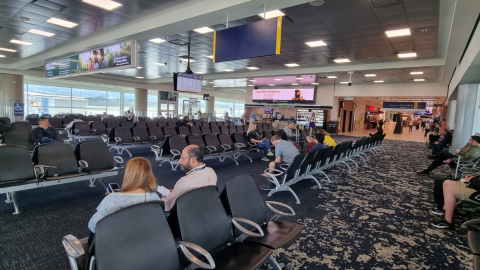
[
  {"x1": 289, "y1": 133, "x2": 305, "y2": 141},
  {"x1": 41, "y1": 137, "x2": 57, "y2": 144},
  {"x1": 257, "y1": 139, "x2": 271, "y2": 156}
]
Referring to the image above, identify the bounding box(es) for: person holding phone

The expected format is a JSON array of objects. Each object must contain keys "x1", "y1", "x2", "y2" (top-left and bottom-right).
[{"x1": 247, "y1": 122, "x2": 274, "y2": 161}]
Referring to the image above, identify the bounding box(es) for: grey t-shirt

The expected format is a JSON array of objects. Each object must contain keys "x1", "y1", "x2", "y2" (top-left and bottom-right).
[
  {"x1": 283, "y1": 126, "x2": 293, "y2": 137},
  {"x1": 275, "y1": 140, "x2": 300, "y2": 164}
]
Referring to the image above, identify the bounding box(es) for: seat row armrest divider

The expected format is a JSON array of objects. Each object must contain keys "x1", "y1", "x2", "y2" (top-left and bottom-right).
[
  {"x1": 178, "y1": 241, "x2": 216, "y2": 270},
  {"x1": 230, "y1": 217, "x2": 264, "y2": 237}
]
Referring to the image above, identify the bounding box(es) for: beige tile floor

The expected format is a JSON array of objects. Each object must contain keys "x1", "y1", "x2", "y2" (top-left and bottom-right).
[{"x1": 337, "y1": 122, "x2": 431, "y2": 143}]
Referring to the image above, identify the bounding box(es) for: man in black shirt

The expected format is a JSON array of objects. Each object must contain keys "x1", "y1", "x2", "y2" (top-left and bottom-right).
[
  {"x1": 428, "y1": 128, "x2": 452, "y2": 158},
  {"x1": 30, "y1": 117, "x2": 58, "y2": 144}
]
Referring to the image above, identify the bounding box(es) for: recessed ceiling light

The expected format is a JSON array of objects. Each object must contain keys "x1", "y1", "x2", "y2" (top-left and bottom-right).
[
  {"x1": 149, "y1": 38, "x2": 165, "y2": 44},
  {"x1": 224, "y1": 69, "x2": 234, "y2": 72},
  {"x1": 246, "y1": 67, "x2": 259, "y2": 70},
  {"x1": 295, "y1": 78, "x2": 303, "y2": 80},
  {"x1": 0, "y1": 55, "x2": 5, "y2": 58},
  {"x1": 326, "y1": 76, "x2": 337, "y2": 79},
  {"x1": 155, "y1": 63, "x2": 165, "y2": 66},
  {"x1": 10, "y1": 39, "x2": 33, "y2": 46},
  {"x1": 0, "y1": 47, "x2": 17, "y2": 52},
  {"x1": 195, "y1": 72, "x2": 205, "y2": 74},
  {"x1": 385, "y1": 28, "x2": 411, "y2": 38},
  {"x1": 274, "y1": 78, "x2": 282, "y2": 81},
  {"x1": 311, "y1": 83, "x2": 319, "y2": 85},
  {"x1": 249, "y1": 80, "x2": 256, "y2": 82},
  {"x1": 135, "y1": 77, "x2": 144, "y2": 79},
  {"x1": 285, "y1": 63, "x2": 299, "y2": 67},
  {"x1": 247, "y1": 84, "x2": 254, "y2": 86},
  {"x1": 101, "y1": 72, "x2": 106, "y2": 73},
  {"x1": 209, "y1": 82, "x2": 215, "y2": 84},
  {"x1": 291, "y1": 83, "x2": 299, "y2": 85},
  {"x1": 398, "y1": 52, "x2": 417, "y2": 58},
  {"x1": 137, "y1": 66, "x2": 143, "y2": 69},
  {"x1": 334, "y1": 58, "x2": 350, "y2": 63},
  {"x1": 305, "y1": 40, "x2": 327, "y2": 47},
  {"x1": 365, "y1": 74, "x2": 376, "y2": 77},
  {"x1": 47, "y1": 18, "x2": 78, "y2": 28},
  {"x1": 268, "y1": 84, "x2": 276, "y2": 86},
  {"x1": 258, "y1": 10, "x2": 285, "y2": 19},
  {"x1": 410, "y1": 71, "x2": 423, "y2": 75},
  {"x1": 82, "y1": 0, "x2": 122, "y2": 11},
  {"x1": 117, "y1": 70, "x2": 123, "y2": 71},
  {"x1": 414, "y1": 79, "x2": 425, "y2": 82},
  {"x1": 206, "y1": 55, "x2": 214, "y2": 59},
  {"x1": 28, "y1": 29, "x2": 55, "y2": 37},
  {"x1": 181, "y1": 59, "x2": 195, "y2": 62},
  {"x1": 212, "y1": 85, "x2": 218, "y2": 87},
  {"x1": 340, "y1": 82, "x2": 349, "y2": 84},
  {"x1": 373, "y1": 80, "x2": 384, "y2": 83},
  {"x1": 193, "y1": 27, "x2": 214, "y2": 34}
]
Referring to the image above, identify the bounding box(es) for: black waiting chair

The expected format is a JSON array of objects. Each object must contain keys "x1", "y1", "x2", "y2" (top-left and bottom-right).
[
  {"x1": 2, "y1": 130, "x2": 34, "y2": 151},
  {"x1": 163, "y1": 127, "x2": 177, "y2": 137},
  {"x1": 201, "y1": 126, "x2": 212, "y2": 135},
  {"x1": 220, "y1": 175, "x2": 303, "y2": 250},
  {"x1": 157, "y1": 136, "x2": 188, "y2": 170},
  {"x1": 11, "y1": 121, "x2": 32, "y2": 131},
  {"x1": 190, "y1": 125, "x2": 201, "y2": 136},
  {"x1": 147, "y1": 127, "x2": 165, "y2": 144},
  {"x1": 178, "y1": 126, "x2": 191, "y2": 137},
  {"x1": 119, "y1": 121, "x2": 133, "y2": 128},
  {"x1": 90, "y1": 121, "x2": 108, "y2": 136},
  {"x1": 0, "y1": 117, "x2": 11, "y2": 125},
  {"x1": 32, "y1": 143, "x2": 88, "y2": 180},
  {"x1": 134, "y1": 121, "x2": 147, "y2": 128},
  {"x1": 74, "y1": 140, "x2": 123, "y2": 174},
  {"x1": 146, "y1": 121, "x2": 157, "y2": 128},
  {"x1": 49, "y1": 118, "x2": 65, "y2": 131},
  {"x1": 211, "y1": 126, "x2": 221, "y2": 135}
]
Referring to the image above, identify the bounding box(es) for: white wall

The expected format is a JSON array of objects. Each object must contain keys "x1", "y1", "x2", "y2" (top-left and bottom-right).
[{"x1": 333, "y1": 82, "x2": 447, "y2": 97}]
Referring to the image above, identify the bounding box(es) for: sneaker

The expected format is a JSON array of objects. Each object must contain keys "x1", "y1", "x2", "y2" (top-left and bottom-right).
[
  {"x1": 432, "y1": 219, "x2": 453, "y2": 229},
  {"x1": 259, "y1": 182, "x2": 276, "y2": 190},
  {"x1": 261, "y1": 156, "x2": 270, "y2": 161},
  {"x1": 416, "y1": 170, "x2": 429, "y2": 175},
  {"x1": 267, "y1": 151, "x2": 274, "y2": 157},
  {"x1": 430, "y1": 208, "x2": 445, "y2": 216}
]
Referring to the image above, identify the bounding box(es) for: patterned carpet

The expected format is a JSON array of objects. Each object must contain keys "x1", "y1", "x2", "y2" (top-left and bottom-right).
[{"x1": 0, "y1": 137, "x2": 478, "y2": 270}]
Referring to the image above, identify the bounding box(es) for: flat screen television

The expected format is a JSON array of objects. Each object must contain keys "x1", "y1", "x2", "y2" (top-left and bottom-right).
[
  {"x1": 174, "y1": 72, "x2": 203, "y2": 93},
  {"x1": 265, "y1": 108, "x2": 273, "y2": 114},
  {"x1": 252, "y1": 88, "x2": 315, "y2": 103}
]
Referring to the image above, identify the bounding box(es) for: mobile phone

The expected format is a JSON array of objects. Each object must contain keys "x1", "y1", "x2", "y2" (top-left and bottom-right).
[
  {"x1": 108, "y1": 183, "x2": 121, "y2": 193},
  {"x1": 157, "y1": 186, "x2": 170, "y2": 197}
]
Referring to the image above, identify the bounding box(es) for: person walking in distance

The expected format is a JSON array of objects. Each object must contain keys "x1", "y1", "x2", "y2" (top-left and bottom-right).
[{"x1": 424, "y1": 121, "x2": 430, "y2": 137}]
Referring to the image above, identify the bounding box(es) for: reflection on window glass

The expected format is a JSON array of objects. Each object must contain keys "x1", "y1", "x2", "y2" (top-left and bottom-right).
[
  {"x1": 72, "y1": 88, "x2": 107, "y2": 115},
  {"x1": 124, "y1": 93, "x2": 134, "y2": 113},
  {"x1": 147, "y1": 94, "x2": 158, "y2": 118},
  {"x1": 107, "y1": 92, "x2": 120, "y2": 116}
]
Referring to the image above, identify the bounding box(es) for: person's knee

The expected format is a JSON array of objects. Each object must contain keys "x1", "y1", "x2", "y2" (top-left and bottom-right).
[{"x1": 443, "y1": 180, "x2": 454, "y2": 188}]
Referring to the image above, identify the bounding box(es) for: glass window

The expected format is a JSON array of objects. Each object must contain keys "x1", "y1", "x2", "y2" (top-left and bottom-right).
[
  {"x1": 107, "y1": 92, "x2": 121, "y2": 116},
  {"x1": 72, "y1": 88, "x2": 107, "y2": 115},
  {"x1": 26, "y1": 84, "x2": 71, "y2": 116},
  {"x1": 147, "y1": 94, "x2": 158, "y2": 118},
  {"x1": 124, "y1": 93, "x2": 134, "y2": 114}
]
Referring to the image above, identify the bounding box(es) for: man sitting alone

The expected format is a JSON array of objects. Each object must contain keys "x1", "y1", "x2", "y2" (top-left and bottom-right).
[
  {"x1": 29, "y1": 117, "x2": 59, "y2": 144},
  {"x1": 283, "y1": 121, "x2": 305, "y2": 141},
  {"x1": 261, "y1": 135, "x2": 300, "y2": 189},
  {"x1": 163, "y1": 145, "x2": 217, "y2": 212},
  {"x1": 417, "y1": 135, "x2": 480, "y2": 175},
  {"x1": 428, "y1": 128, "x2": 452, "y2": 159}
]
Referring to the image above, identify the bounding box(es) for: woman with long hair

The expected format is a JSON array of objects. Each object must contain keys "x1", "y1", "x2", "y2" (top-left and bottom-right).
[
  {"x1": 317, "y1": 129, "x2": 337, "y2": 147},
  {"x1": 247, "y1": 122, "x2": 274, "y2": 161}
]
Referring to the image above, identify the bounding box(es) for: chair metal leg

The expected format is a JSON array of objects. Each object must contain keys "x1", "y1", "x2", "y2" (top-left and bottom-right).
[
  {"x1": 340, "y1": 161, "x2": 351, "y2": 170},
  {"x1": 318, "y1": 170, "x2": 331, "y2": 183},
  {"x1": 5, "y1": 192, "x2": 12, "y2": 203},
  {"x1": 310, "y1": 175, "x2": 322, "y2": 189},
  {"x1": 379, "y1": 146, "x2": 386, "y2": 153},
  {"x1": 89, "y1": 178, "x2": 97, "y2": 187},
  {"x1": 124, "y1": 148, "x2": 132, "y2": 157},
  {"x1": 348, "y1": 158, "x2": 358, "y2": 168},
  {"x1": 287, "y1": 186, "x2": 301, "y2": 204},
  {"x1": 267, "y1": 257, "x2": 282, "y2": 270},
  {"x1": 11, "y1": 192, "x2": 20, "y2": 215}
]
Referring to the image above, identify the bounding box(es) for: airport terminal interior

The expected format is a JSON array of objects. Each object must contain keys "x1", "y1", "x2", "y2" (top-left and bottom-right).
[{"x1": 0, "y1": 0, "x2": 480, "y2": 269}]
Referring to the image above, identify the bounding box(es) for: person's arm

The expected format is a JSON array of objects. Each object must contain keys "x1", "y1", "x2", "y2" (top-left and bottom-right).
[
  {"x1": 29, "y1": 129, "x2": 42, "y2": 143},
  {"x1": 455, "y1": 147, "x2": 480, "y2": 163},
  {"x1": 275, "y1": 156, "x2": 282, "y2": 163},
  {"x1": 45, "y1": 127, "x2": 57, "y2": 138},
  {"x1": 305, "y1": 142, "x2": 315, "y2": 153},
  {"x1": 164, "y1": 178, "x2": 187, "y2": 211}
]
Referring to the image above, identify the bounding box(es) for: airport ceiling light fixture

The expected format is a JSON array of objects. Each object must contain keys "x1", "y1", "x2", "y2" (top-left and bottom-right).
[
  {"x1": 0, "y1": 55, "x2": 5, "y2": 58},
  {"x1": 268, "y1": 84, "x2": 276, "y2": 86},
  {"x1": 47, "y1": 18, "x2": 78, "y2": 28},
  {"x1": 305, "y1": 40, "x2": 327, "y2": 47},
  {"x1": 28, "y1": 29, "x2": 55, "y2": 37},
  {"x1": 195, "y1": 72, "x2": 205, "y2": 74},
  {"x1": 156, "y1": 75, "x2": 162, "y2": 77},
  {"x1": 206, "y1": 55, "x2": 214, "y2": 59},
  {"x1": 137, "y1": 66, "x2": 143, "y2": 69},
  {"x1": 155, "y1": 63, "x2": 165, "y2": 66},
  {"x1": 326, "y1": 76, "x2": 337, "y2": 79},
  {"x1": 249, "y1": 80, "x2": 256, "y2": 82},
  {"x1": 385, "y1": 28, "x2": 411, "y2": 38},
  {"x1": 247, "y1": 84, "x2": 254, "y2": 86},
  {"x1": 398, "y1": 51, "x2": 417, "y2": 58},
  {"x1": 0, "y1": 47, "x2": 17, "y2": 52},
  {"x1": 258, "y1": 10, "x2": 285, "y2": 19},
  {"x1": 135, "y1": 77, "x2": 144, "y2": 79},
  {"x1": 10, "y1": 39, "x2": 33, "y2": 46},
  {"x1": 193, "y1": 27, "x2": 214, "y2": 34},
  {"x1": 212, "y1": 85, "x2": 218, "y2": 87},
  {"x1": 274, "y1": 78, "x2": 282, "y2": 81},
  {"x1": 149, "y1": 38, "x2": 165, "y2": 44},
  {"x1": 410, "y1": 71, "x2": 423, "y2": 75},
  {"x1": 291, "y1": 83, "x2": 299, "y2": 85},
  {"x1": 285, "y1": 63, "x2": 299, "y2": 67},
  {"x1": 311, "y1": 82, "x2": 319, "y2": 85},
  {"x1": 246, "y1": 66, "x2": 259, "y2": 70},
  {"x1": 334, "y1": 58, "x2": 350, "y2": 63},
  {"x1": 364, "y1": 74, "x2": 376, "y2": 77},
  {"x1": 340, "y1": 81, "x2": 349, "y2": 84},
  {"x1": 82, "y1": 0, "x2": 123, "y2": 11},
  {"x1": 181, "y1": 59, "x2": 195, "y2": 62},
  {"x1": 414, "y1": 79, "x2": 425, "y2": 82},
  {"x1": 224, "y1": 69, "x2": 234, "y2": 72},
  {"x1": 373, "y1": 80, "x2": 384, "y2": 83},
  {"x1": 295, "y1": 77, "x2": 304, "y2": 80}
]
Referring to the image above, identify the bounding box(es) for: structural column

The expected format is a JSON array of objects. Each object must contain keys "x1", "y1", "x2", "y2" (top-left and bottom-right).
[
  {"x1": 134, "y1": 88, "x2": 148, "y2": 117},
  {"x1": 0, "y1": 74, "x2": 24, "y2": 122},
  {"x1": 205, "y1": 95, "x2": 215, "y2": 115},
  {"x1": 446, "y1": 100, "x2": 456, "y2": 130},
  {"x1": 452, "y1": 83, "x2": 478, "y2": 149}
]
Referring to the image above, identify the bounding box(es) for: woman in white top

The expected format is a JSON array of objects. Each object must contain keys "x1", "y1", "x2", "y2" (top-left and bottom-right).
[{"x1": 424, "y1": 121, "x2": 431, "y2": 137}]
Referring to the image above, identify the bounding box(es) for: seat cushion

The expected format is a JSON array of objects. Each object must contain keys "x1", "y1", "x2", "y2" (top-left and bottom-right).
[
  {"x1": 244, "y1": 221, "x2": 303, "y2": 250},
  {"x1": 468, "y1": 231, "x2": 480, "y2": 255},
  {"x1": 209, "y1": 242, "x2": 272, "y2": 270}
]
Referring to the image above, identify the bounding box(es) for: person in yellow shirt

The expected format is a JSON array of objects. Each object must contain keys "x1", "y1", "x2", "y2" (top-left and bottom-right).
[{"x1": 317, "y1": 129, "x2": 336, "y2": 147}]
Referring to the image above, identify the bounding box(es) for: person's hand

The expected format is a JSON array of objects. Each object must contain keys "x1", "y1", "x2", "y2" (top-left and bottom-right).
[
  {"x1": 445, "y1": 159, "x2": 451, "y2": 164},
  {"x1": 306, "y1": 136, "x2": 312, "y2": 143},
  {"x1": 434, "y1": 141, "x2": 439, "y2": 145},
  {"x1": 466, "y1": 175, "x2": 475, "y2": 182}
]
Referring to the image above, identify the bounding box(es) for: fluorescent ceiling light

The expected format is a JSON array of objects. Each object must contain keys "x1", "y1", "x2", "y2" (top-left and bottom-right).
[
  {"x1": 195, "y1": 72, "x2": 205, "y2": 74},
  {"x1": 0, "y1": 47, "x2": 17, "y2": 52},
  {"x1": 340, "y1": 82, "x2": 349, "y2": 84},
  {"x1": 311, "y1": 83, "x2": 319, "y2": 85},
  {"x1": 149, "y1": 38, "x2": 165, "y2": 44},
  {"x1": 274, "y1": 78, "x2": 282, "y2": 81},
  {"x1": 414, "y1": 79, "x2": 425, "y2": 82},
  {"x1": 181, "y1": 59, "x2": 195, "y2": 62},
  {"x1": 326, "y1": 76, "x2": 337, "y2": 79},
  {"x1": 249, "y1": 80, "x2": 256, "y2": 82},
  {"x1": 305, "y1": 40, "x2": 327, "y2": 47},
  {"x1": 28, "y1": 29, "x2": 55, "y2": 37},
  {"x1": 209, "y1": 82, "x2": 215, "y2": 83},
  {"x1": 385, "y1": 28, "x2": 411, "y2": 38},
  {"x1": 410, "y1": 71, "x2": 423, "y2": 75},
  {"x1": 258, "y1": 10, "x2": 285, "y2": 19},
  {"x1": 224, "y1": 69, "x2": 234, "y2": 72},
  {"x1": 334, "y1": 58, "x2": 350, "y2": 63},
  {"x1": 156, "y1": 76, "x2": 162, "y2": 78},
  {"x1": 364, "y1": 74, "x2": 376, "y2": 77},
  {"x1": 398, "y1": 52, "x2": 417, "y2": 58},
  {"x1": 291, "y1": 83, "x2": 299, "y2": 85},
  {"x1": 268, "y1": 84, "x2": 276, "y2": 86},
  {"x1": 206, "y1": 55, "x2": 214, "y2": 59},
  {"x1": 10, "y1": 39, "x2": 33, "y2": 46},
  {"x1": 247, "y1": 84, "x2": 254, "y2": 86},
  {"x1": 212, "y1": 86, "x2": 218, "y2": 87},
  {"x1": 246, "y1": 67, "x2": 259, "y2": 70},
  {"x1": 137, "y1": 66, "x2": 143, "y2": 69},
  {"x1": 373, "y1": 80, "x2": 384, "y2": 83},
  {"x1": 46, "y1": 18, "x2": 78, "y2": 28},
  {"x1": 82, "y1": 0, "x2": 122, "y2": 11},
  {"x1": 193, "y1": 27, "x2": 214, "y2": 34},
  {"x1": 135, "y1": 77, "x2": 144, "y2": 79},
  {"x1": 155, "y1": 63, "x2": 165, "y2": 66},
  {"x1": 295, "y1": 78, "x2": 303, "y2": 80},
  {"x1": 0, "y1": 55, "x2": 5, "y2": 58},
  {"x1": 285, "y1": 63, "x2": 299, "y2": 67}
]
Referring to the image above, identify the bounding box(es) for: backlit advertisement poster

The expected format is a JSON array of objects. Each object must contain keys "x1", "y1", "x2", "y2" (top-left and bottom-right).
[
  {"x1": 252, "y1": 88, "x2": 315, "y2": 103},
  {"x1": 45, "y1": 40, "x2": 136, "y2": 78}
]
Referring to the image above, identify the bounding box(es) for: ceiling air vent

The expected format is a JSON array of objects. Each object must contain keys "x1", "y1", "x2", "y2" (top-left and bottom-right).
[
  {"x1": 168, "y1": 39, "x2": 189, "y2": 46},
  {"x1": 31, "y1": 0, "x2": 66, "y2": 12},
  {"x1": 310, "y1": 0, "x2": 325, "y2": 6}
]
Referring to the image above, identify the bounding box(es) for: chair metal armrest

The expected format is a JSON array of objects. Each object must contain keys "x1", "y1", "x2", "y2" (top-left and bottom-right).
[
  {"x1": 263, "y1": 168, "x2": 285, "y2": 176},
  {"x1": 133, "y1": 136, "x2": 140, "y2": 142},
  {"x1": 151, "y1": 145, "x2": 163, "y2": 158},
  {"x1": 234, "y1": 143, "x2": 246, "y2": 148},
  {"x1": 230, "y1": 217, "x2": 264, "y2": 238},
  {"x1": 248, "y1": 142, "x2": 257, "y2": 147},
  {"x1": 150, "y1": 135, "x2": 157, "y2": 140},
  {"x1": 279, "y1": 163, "x2": 289, "y2": 170},
  {"x1": 266, "y1": 201, "x2": 296, "y2": 221},
  {"x1": 74, "y1": 129, "x2": 80, "y2": 135},
  {"x1": 170, "y1": 149, "x2": 181, "y2": 160},
  {"x1": 91, "y1": 128, "x2": 96, "y2": 133},
  {"x1": 178, "y1": 241, "x2": 215, "y2": 269},
  {"x1": 113, "y1": 156, "x2": 124, "y2": 166},
  {"x1": 78, "y1": 160, "x2": 89, "y2": 170},
  {"x1": 62, "y1": 235, "x2": 85, "y2": 259},
  {"x1": 462, "y1": 219, "x2": 480, "y2": 228},
  {"x1": 114, "y1": 137, "x2": 121, "y2": 142},
  {"x1": 206, "y1": 146, "x2": 217, "y2": 153},
  {"x1": 34, "y1": 165, "x2": 45, "y2": 179},
  {"x1": 221, "y1": 144, "x2": 231, "y2": 151}
]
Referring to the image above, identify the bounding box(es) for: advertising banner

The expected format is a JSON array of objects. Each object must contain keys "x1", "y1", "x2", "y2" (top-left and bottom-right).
[
  {"x1": 252, "y1": 88, "x2": 315, "y2": 103},
  {"x1": 383, "y1": 102, "x2": 426, "y2": 110}
]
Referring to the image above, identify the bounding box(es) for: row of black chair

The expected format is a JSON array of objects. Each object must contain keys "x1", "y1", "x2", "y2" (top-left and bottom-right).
[
  {"x1": 106, "y1": 127, "x2": 165, "y2": 157},
  {"x1": 63, "y1": 176, "x2": 303, "y2": 270},
  {"x1": 0, "y1": 141, "x2": 123, "y2": 214}
]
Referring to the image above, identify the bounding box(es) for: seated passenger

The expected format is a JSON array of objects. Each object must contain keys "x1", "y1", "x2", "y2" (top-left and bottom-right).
[
  {"x1": 101, "y1": 112, "x2": 109, "y2": 121},
  {"x1": 247, "y1": 122, "x2": 274, "y2": 161},
  {"x1": 88, "y1": 157, "x2": 160, "y2": 234},
  {"x1": 179, "y1": 116, "x2": 192, "y2": 126},
  {"x1": 417, "y1": 136, "x2": 480, "y2": 175},
  {"x1": 369, "y1": 127, "x2": 383, "y2": 137},
  {"x1": 317, "y1": 129, "x2": 336, "y2": 147},
  {"x1": 283, "y1": 121, "x2": 305, "y2": 141},
  {"x1": 261, "y1": 135, "x2": 300, "y2": 188},
  {"x1": 428, "y1": 128, "x2": 452, "y2": 158},
  {"x1": 431, "y1": 175, "x2": 480, "y2": 229},
  {"x1": 29, "y1": 117, "x2": 59, "y2": 144},
  {"x1": 305, "y1": 133, "x2": 325, "y2": 154},
  {"x1": 65, "y1": 116, "x2": 84, "y2": 130},
  {"x1": 163, "y1": 145, "x2": 217, "y2": 212}
]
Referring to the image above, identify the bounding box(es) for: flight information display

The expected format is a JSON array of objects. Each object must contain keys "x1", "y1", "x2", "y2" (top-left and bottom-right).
[
  {"x1": 174, "y1": 72, "x2": 203, "y2": 93},
  {"x1": 45, "y1": 40, "x2": 136, "y2": 78}
]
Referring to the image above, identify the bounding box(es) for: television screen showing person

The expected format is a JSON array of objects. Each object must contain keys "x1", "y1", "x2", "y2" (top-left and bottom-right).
[{"x1": 291, "y1": 89, "x2": 305, "y2": 101}]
